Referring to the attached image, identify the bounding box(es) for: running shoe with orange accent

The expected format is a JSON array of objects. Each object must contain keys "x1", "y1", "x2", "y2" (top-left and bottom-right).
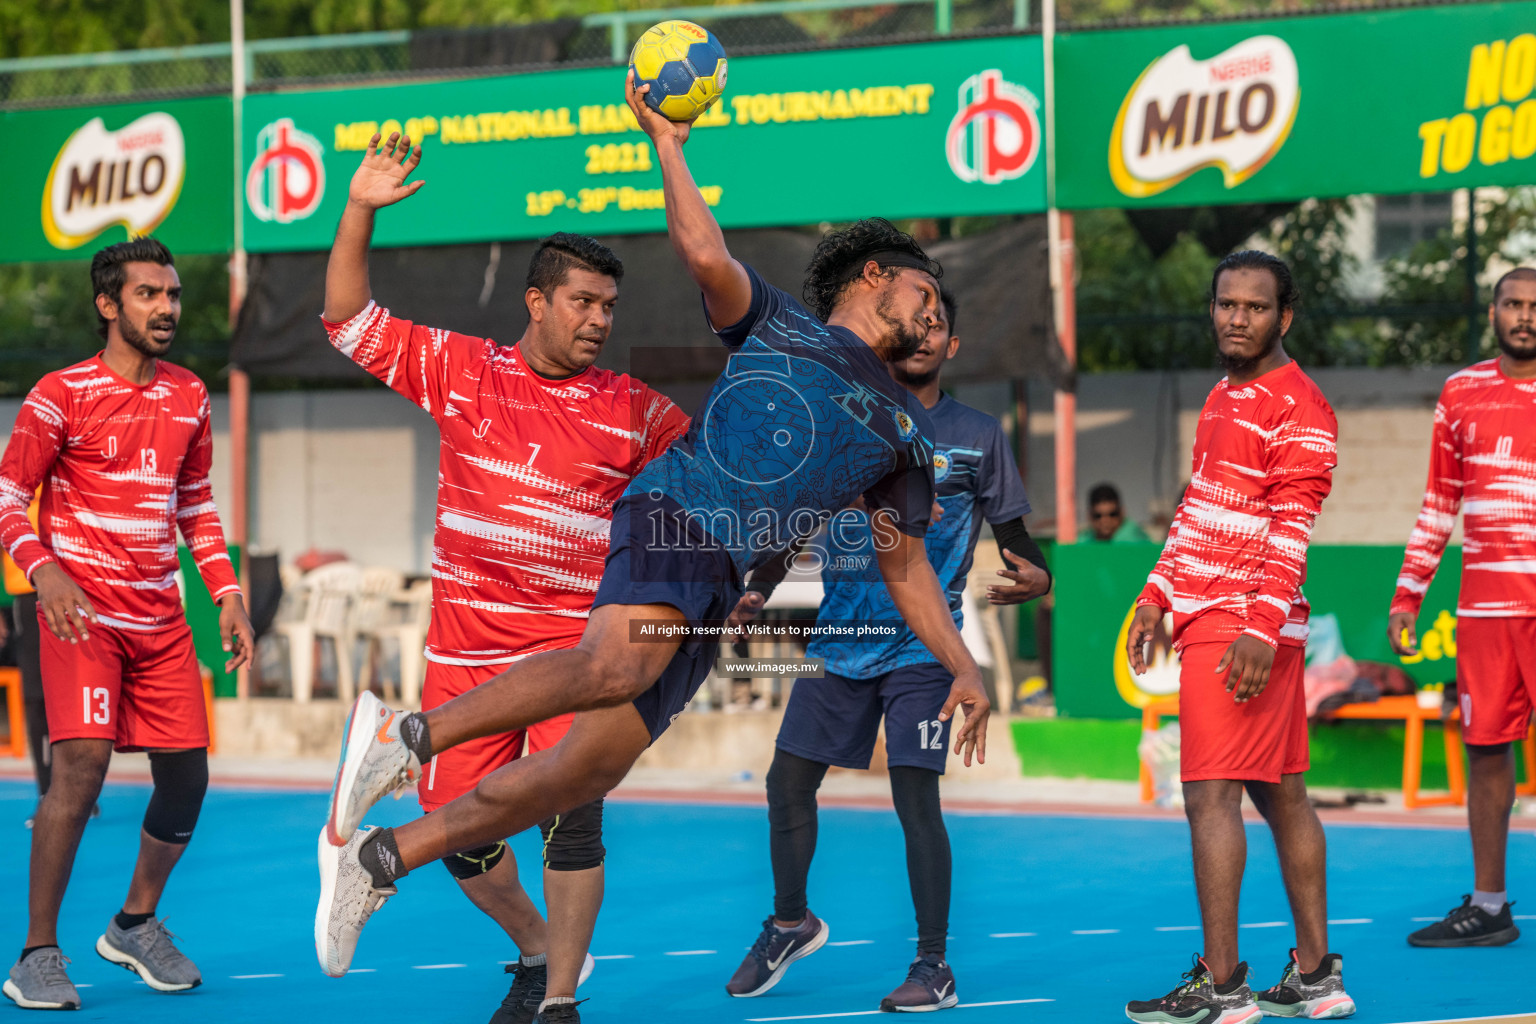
[
  {"x1": 326, "y1": 691, "x2": 421, "y2": 846},
  {"x1": 1255, "y1": 950, "x2": 1355, "y2": 1019},
  {"x1": 1126, "y1": 956, "x2": 1262, "y2": 1024}
]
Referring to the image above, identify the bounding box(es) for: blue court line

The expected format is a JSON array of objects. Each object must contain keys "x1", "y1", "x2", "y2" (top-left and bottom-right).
[{"x1": 1, "y1": 779, "x2": 1532, "y2": 1022}]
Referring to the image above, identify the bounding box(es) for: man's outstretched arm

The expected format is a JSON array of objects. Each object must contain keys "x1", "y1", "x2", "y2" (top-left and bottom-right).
[
  {"x1": 325, "y1": 132, "x2": 424, "y2": 323},
  {"x1": 624, "y1": 75, "x2": 750, "y2": 329},
  {"x1": 872, "y1": 523, "x2": 989, "y2": 765}
]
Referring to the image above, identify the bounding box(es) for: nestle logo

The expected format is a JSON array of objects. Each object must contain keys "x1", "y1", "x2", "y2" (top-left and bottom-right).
[{"x1": 1209, "y1": 54, "x2": 1273, "y2": 83}]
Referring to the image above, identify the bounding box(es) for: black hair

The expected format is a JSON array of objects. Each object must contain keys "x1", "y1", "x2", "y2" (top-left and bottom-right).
[
  {"x1": 526, "y1": 233, "x2": 624, "y2": 297},
  {"x1": 1493, "y1": 266, "x2": 1536, "y2": 302},
  {"x1": 91, "y1": 237, "x2": 174, "y2": 341},
  {"x1": 1088, "y1": 482, "x2": 1121, "y2": 508},
  {"x1": 1209, "y1": 249, "x2": 1298, "y2": 311},
  {"x1": 940, "y1": 286, "x2": 958, "y2": 336},
  {"x1": 802, "y1": 218, "x2": 941, "y2": 321}
]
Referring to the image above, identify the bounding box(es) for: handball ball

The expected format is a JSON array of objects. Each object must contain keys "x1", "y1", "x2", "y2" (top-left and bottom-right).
[{"x1": 629, "y1": 20, "x2": 728, "y2": 122}]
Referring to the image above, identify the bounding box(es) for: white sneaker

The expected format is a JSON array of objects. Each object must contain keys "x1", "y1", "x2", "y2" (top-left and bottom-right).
[
  {"x1": 326, "y1": 691, "x2": 421, "y2": 846},
  {"x1": 316, "y1": 826, "x2": 395, "y2": 978}
]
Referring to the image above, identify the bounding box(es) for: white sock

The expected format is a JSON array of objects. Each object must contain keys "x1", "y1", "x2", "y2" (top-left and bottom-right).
[
  {"x1": 773, "y1": 917, "x2": 809, "y2": 934},
  {"x1": 1471, "y1": 890, "x2": 1508, "y2": 916},
  {"x1": 539, "y1": 996, "x2": 576, "y2": 1012},
  {"x1": 520, "y1": 952, "x2": 547, "y2": 967}
]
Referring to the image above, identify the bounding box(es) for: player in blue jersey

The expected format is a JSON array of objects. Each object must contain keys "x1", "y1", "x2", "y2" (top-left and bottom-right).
[
  {"x1": 722, "y1": 289, "x2": 1052, "y2": 1011},
  {"x1": 316, "y1": 74, "x2": 993, "y2": 1018}
]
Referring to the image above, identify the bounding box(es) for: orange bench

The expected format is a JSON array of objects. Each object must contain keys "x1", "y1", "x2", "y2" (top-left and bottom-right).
[
  {"x1": 1139, "y1": 694, "x2": 1536, "y2": 810},
  {"x1": 0, "y1": 667, "x2": 218, "y2": 757}
]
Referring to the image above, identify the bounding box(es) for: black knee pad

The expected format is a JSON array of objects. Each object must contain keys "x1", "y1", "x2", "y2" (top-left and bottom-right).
[
  {"x1": 143, "y1": 749, "x2": 209, "y2": 844},
  {"x1": 442, "y1": 841, "x2": 508, "y2": 880},
  {"x1": 539, "y1": 798, "x2": 604, "y2": 871}
]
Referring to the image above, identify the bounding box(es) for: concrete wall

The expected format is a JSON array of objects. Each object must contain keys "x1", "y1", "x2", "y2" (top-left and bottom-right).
[{"x1": 0, "y1": 363, "x2": 1463, "y2": 574}]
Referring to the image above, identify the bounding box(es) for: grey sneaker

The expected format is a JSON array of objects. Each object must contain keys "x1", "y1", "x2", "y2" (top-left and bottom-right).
[
  {"x1": 3, "y1": 948, "x2": 80, "y2": 1010},
  {"x1": 725, "y1": 911, "x2": 830, "y2": 998},
  {"x1": 1256, "y1": 951, "x2": 1355, "y2": 1019},
  {"x1": 1126, "y1": 956, "x2": 1262, "y2": 1024},
  {"x1": 96, "y1": 916, "x2": 201, "y2": 992},
  {"x1": 315, "y1": 826, "x2": 395, "y2": 977},
  {"x1": 881, "y1": 956, "x2": 959, "y2": 1011},
  {"x1": 326, "y1": 692, "x2": 421, "y2": 846}
]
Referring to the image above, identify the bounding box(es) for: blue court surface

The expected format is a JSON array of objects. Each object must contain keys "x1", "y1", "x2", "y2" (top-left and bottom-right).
[{"x1": 2, "y1": 778, "x2": 1533, "y2": 1023}]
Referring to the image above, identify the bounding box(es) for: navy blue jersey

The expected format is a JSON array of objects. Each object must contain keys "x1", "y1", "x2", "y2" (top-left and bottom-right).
[
  {"x1": 806, "y1": 395, "x2": 1030, "y2": 678},
  {"x1": 628, "y1": 263, "x2": 936, "y2": 578}
]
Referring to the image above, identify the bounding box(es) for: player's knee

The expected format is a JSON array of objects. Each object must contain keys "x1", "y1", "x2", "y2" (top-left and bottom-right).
[
  {"x1": 588, "y1": 655, "x2": 649, "y2": 708},
  {"x1": 143, "y1": 748, "x2": 209, "y2": 844},
  {"x1": 442, "y1": 840, "x2": 508, "y2": 881},
  {"x1": 538, "y1": 798, "x2": 605, "y2": 871}
]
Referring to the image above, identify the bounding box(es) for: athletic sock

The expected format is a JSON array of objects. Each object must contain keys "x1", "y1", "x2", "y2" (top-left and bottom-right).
[
  {"x1": 539, "y1": 997, "x2": 577, "y2": 1012},
  {"x1": 358, "y1": 827, "x2": 408, "y2": 887},
  {"x1": 399, "y1": 712, "x2": 433, "y2": 763},
  {"x1": 773, "y1": 917, "x2": 810, "y2": 934},
  {"x1": 19, "y1": 946, "x2": 55, "y2": 963},
  {"x1": 115, "y1": 910, "x2": 153, "y2": 931},
  {"x1": 1472, "y1": 890, "x2": 1508, "y2": 916},
  {"x1": 520, "y1": 952, "x2": 547, "y2": 967}
]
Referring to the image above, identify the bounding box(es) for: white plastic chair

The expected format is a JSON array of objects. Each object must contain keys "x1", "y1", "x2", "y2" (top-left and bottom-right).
[
  {"x1": 272, "y1": 562, "x2": 364, "y2": 702},
  {"x1": 361, "y1": 579, "x2": 432, "y2": 707}
]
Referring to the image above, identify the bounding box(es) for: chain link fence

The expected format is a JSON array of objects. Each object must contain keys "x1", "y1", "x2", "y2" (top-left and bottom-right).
[{"x1": 0, "y1": 0, "x2": 1029, "y2": 110}]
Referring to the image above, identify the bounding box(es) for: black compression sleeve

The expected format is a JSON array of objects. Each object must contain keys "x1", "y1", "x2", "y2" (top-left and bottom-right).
[{"x1": 992, "y1": 517, "x2": 1051, "y2": 589}]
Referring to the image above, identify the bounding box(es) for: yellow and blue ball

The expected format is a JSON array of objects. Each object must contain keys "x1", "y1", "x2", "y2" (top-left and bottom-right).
[{"x1": 629, "y1": 20, "x2": 728, "y2": 123}]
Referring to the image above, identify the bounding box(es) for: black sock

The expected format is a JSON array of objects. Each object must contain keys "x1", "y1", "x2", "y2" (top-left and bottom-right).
[
  {"x1": 890, "y1": 766, "x2": 951, "y2": 959},
  {"x1": 358, "y1": 827, "x2": 408, "y2": 887},
  {"x1": 19, "y1": 945, "x2": 55, "y2": 962},
  {"x1": 399, "y1": 712, "x2": 433, "y2": 764},
  {"x1": 115, "y1": 910, "x2": 153, "y2": 931},
  {"x1": 766, "y1": 750, "x2": 829, "y2": 923}
]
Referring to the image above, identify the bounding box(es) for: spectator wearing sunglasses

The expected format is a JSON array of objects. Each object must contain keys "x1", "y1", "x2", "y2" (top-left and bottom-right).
[{"x1": 1083, "y1": 482, "x2": 1151, "y2": 543}]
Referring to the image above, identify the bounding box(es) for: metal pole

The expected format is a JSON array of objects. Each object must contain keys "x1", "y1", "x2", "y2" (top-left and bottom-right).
[
  {"x1": 1042, "y1": 0, "x2": 1077, "y2": 543},
  {"x1": 1465, "y1": 187, "x2": 1480, "y2": 363},
  {"x1": 1013, "y1": 0, "x2": 1030, "y2": 29},
  {"x1": 611, "y1": 19, "x2": 628, "y2": 64},
  {"x1": 229, "y1": 0, "x2": 252, "y2": 700},
  {"x1": 936, "y1": 0, "x2": 953, "y2": 34}
]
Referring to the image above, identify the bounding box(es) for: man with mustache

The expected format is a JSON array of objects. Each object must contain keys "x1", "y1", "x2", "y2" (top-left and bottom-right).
[
  {"x1": 318, "y1": 133, "x2": 692, "y2": 1023},
  {"x1": 1390, "y1": 266, "x2": 1536, "y2": 949},
  {"x1": 315, "y1": 79, "x2": 990, "y2": 1020},
  {"x1": 722, "y1": 287, "x2": 1051, "y2": 1010},
  {"x1": 1, "y1": 238, "x2": 254, "y2": 1011},
  {"x1": 1125, "y1": 251, "x2": 1352, "y2": 1024}
]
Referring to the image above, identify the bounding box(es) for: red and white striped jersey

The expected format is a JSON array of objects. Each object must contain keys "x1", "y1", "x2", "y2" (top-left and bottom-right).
[
  {"x1": 1138, "y1": 360, "x2": 1337, "y2": 650},
  {"x1": 0, "y1": 355, "x2": 240, "y2": 631},
  {"x1": 1392, "y1": 360, "x2": 1536, "y2": 619},
  {"x1": 324, "y1": 301, "x2": 690, "y2": 665}
]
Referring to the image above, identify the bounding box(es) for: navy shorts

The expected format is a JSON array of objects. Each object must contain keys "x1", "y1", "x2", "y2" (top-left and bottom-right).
[
  {"x1": 776, "y1": 661, "x2": 954, "y2": 773},
  {"x1": 593, "y1": 492, "x2": 742, "y2": 743}
]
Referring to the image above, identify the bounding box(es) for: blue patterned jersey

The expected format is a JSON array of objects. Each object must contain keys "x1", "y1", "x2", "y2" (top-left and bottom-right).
[
  {"x1": 629, "y1": 263, "x2": 936, "y2": 578},
  {"x1": 806, "y1": 395, "x2": 1030, "y2": 678}
]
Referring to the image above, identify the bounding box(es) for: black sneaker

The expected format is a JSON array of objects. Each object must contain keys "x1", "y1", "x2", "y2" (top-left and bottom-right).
[
  {"x1": 489, "y1": 960, "x2": 547, "y2": 1024},
  {"x1": 1255, "y1": 950, "x2": 1355, "y2": 1018},
  {"x1": 533, "y1": 999, "x2": 585, "y2": 1024},
  {"x1": 1126, "y1": 956, "x2": 1262, "y2": 1024},
  {"x1": 1408, "y1": 896, "x2": 1520, "y2": 947},
  {"x1": 880, "y1": 956, "x2": 959, "y2": 1011},
  {"x1": 725, "y1": 911, "x2": 830, "y2": 998}
]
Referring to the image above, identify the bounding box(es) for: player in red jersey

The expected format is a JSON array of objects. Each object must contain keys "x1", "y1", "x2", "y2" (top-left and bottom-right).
[
  {"x1": 1125, "y1": 252, "x2": 1353, "y2": 1024},
  {"x1": 1389, "y1": 267, "x2": 1536, "y2": 948},
  {"x1": 0, "y1": 239, "x2": 253, "y2": 1011},
  {"x1": 316, "y1": 134, "x2": 690, "y2": 1023}
]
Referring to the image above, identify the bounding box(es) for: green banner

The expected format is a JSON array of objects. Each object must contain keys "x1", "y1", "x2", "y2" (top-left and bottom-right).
[
  {"x1": 242, "y1": 35, "x2": 1045, "y2": 252},
  {"x1": 1052, "y1": 543, "x2": 1466, "y2": 720},
  {"x1": 0, "y1": 97, "x2": 233, "y2": 263},
  {"x1": 1055, "y1": 2, "x2": 1536, "y2": 210}
]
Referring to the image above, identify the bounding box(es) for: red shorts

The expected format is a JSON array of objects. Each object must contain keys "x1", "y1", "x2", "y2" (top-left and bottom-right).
[
  {"x1": 416, "y1": 660, "x2": 574, "y2": 812},
  {"x1": 40, "y1": 616, "x2": 207, "y2": 752},
  {"x1": 1455, "y1": 616, "x2": 1536, "y2": 745},
  {"x1": 1178, "y1": 640, "x2": 1308, "y2": 784}
]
